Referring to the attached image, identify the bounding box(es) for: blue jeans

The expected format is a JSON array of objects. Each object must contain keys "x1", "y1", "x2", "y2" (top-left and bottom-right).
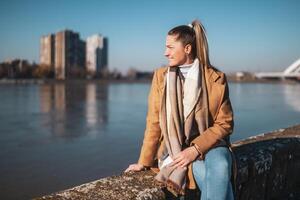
[{"x1": 192, "y1": 146, "x2": 234, "y2": 200}]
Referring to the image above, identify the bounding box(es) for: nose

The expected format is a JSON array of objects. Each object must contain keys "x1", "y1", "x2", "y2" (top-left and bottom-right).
[{"x1": 164, "y1": 48, "x2": 169, "y2": 58}]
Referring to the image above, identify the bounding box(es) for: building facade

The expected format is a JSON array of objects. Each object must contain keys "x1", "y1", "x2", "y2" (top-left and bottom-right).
[
  {"x1": 86, "y1": 34, "x2": 108, "y2": 75},
  {"x1": 55, "y1": 30, "x2": 86, "y2": 80},
  {"x1": 40, "y1": 34, "x2": 55, "y2": 70}
]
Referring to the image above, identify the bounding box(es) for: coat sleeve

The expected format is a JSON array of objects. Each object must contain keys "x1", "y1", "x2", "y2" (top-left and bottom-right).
[
  {"x1": 191, "y1": 74, "x2": 234, "y2": 159},
  {"x1": 138, "y1": 69, "x2": 162, "y2": 167}
]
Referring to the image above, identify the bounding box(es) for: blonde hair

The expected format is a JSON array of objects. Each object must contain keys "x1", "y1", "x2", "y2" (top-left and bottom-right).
[{"x1": 191, "y1": 20, "x2": 211, "y2": 68}]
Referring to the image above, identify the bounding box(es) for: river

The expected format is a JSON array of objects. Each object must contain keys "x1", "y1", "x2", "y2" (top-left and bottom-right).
[{"x1": 0, "y1": 82, "x2": 300, "y2": 199}]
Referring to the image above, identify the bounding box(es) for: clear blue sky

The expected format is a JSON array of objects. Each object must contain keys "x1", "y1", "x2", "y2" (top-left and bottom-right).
[{"x1": 0, "y1": 0, "x2": 300, "y2": 73}]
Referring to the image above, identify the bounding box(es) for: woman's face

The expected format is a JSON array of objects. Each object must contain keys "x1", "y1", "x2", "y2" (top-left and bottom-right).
[{"x1": 164, "y1": 34, "x2": 190, "y2": 67}]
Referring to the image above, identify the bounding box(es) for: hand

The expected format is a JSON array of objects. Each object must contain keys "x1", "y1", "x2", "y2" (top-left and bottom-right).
[
  {"x1": 124, "y1": 163, "x2": 145, "y2": 173},
  {"x1": 170, "y1": 147, "x2": 199, "y2": 169}
]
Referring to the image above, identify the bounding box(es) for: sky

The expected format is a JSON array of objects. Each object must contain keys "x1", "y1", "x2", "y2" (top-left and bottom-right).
[{"x1": 0, "y1": 0, "x2": 300, "y2": 73}]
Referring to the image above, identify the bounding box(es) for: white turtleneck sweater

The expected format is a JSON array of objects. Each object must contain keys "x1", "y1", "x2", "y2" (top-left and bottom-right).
[{"x1": 178, "y1": 61, "x2": 193, "y2": 79}]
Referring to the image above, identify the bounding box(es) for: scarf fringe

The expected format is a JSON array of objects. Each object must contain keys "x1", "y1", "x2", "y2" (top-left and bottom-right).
[
  {"x1": 166, "y1": 179, "x2": 185, "y2": 196},
  {"x1": 154, "y1": 179, "x2": 185, "y2": 197}
]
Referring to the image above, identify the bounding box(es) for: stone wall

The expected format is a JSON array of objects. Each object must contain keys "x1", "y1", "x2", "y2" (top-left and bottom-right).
[{"x1": 36, "y1": 125, "x2": 300, "y2": 200}]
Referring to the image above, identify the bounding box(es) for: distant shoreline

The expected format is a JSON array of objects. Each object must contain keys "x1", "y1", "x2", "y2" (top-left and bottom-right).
[
  {"x1": 0, "y1": 78, "x2": 151, "y2": 85},
  {"x1": 0, "y1": 78, "x2": 299, "y2": 85}
]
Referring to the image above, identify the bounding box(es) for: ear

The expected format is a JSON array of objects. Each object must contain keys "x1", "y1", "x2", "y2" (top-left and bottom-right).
[{"x1": 184, "y1": 44, "x2": 192, "y2": 55}]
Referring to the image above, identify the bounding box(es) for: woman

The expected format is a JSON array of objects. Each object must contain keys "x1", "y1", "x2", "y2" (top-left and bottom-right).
[{"x1": 125, "y1": 20, "x2": 234, "y2": 200}]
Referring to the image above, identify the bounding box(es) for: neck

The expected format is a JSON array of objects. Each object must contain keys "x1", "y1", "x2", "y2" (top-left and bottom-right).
[
  {"x1": 179, "y1": 58, "x2": 195, "y2": 68},
  {"x1": 183, "y1": 57, "x2": 194, "y2": 65}
]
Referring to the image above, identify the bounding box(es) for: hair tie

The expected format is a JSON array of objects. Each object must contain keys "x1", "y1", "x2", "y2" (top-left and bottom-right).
[{"x1": 187, "y1": 23, "x2": 193, "y2": 28}]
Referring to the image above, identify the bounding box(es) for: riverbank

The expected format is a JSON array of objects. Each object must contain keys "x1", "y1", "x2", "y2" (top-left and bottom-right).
[
  {"x1": 0, "y1": 77, "x2": 299, "y2": 85},
  {"x1": 36, "y1": 124, "x2": 300, "y2": 200},
  {"x1": 0, "y1": 78, "x2": 151, "y2": 85}
]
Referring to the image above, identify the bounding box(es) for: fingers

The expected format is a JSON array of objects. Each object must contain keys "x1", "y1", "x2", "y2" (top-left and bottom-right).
[
  {"x1": 169, "y1": 156, "x2": 181, "y2": 167},
  {"x1": 124, "y1": 164, "x2": 144, "y2": 173},
  {"x1": 124, "y1": 164, "x2": 136, "y2": 172},
  {"x1": 124, "y1": 166, "x2": 132, "y2": 172},
  {"x1": 170, "y1": 155, "x2": 188, "y2": 169},
  {"x1": 174, "y1": 159, "x2": 188, "y2": 169},
  {"x1": 170, "y1": 151, "x2": 191, "y2": 169}
]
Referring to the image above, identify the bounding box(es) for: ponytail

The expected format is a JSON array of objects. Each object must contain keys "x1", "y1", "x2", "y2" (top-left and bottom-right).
[{"x1": 191, "y1": 20, "x2": 211, "y2": 68}]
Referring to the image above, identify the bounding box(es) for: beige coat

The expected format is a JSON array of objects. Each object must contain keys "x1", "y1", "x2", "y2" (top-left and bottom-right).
[{"x1": 138, "y1": 65, "x2": 234, "y2": 189}]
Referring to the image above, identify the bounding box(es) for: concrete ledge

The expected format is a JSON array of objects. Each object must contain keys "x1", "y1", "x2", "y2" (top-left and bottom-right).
[
  {"x1": 36, "y1": 170, "x2": 164, "y2": 200},
  {"x1": 35, "y1": 125, "x2": 300, "y2": 200},
  {"x1": 232, "y1": 126, "x2": 300, "y2": 199}
]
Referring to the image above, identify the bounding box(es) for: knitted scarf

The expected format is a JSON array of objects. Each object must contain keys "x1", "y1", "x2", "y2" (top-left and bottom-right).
[{"x1": 155, "y1": 58, "x2": 209, "y2": 196}]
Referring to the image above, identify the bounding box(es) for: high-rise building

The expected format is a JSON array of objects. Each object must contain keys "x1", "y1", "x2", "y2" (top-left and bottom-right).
[
  {"x1": 101, "y1": 37, "x2": 108, "y2": 71},
  {"x1": 55, "y1": 30, "x2": 86, "y2": 79},
  {"x1": 40, "y1": 29, "x2": 108, "y2": 79},
  {"x1": 40, "y1": 34, "x2": 55, "y2": 70},
  {"x1": 86, "y1": 34, "x2": 108, "y2": 74}
]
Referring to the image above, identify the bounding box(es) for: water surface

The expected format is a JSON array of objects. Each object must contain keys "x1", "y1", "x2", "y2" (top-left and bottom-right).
[{"x1": 0, "y1": 82, "x2": 300, "y2": 199}]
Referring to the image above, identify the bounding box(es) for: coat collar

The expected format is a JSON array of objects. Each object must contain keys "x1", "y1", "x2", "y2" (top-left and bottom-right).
[{"x1": 160, "y1": 65, "x2": 221, "y2": 83}]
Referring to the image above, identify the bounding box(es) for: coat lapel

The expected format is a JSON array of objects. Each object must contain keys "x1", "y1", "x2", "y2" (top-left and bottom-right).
[
  {"x1": 203, "y1": 66, "x2": 224, "y2": 120},
  {"x1": 158, "y1": 67, "x2": 168, "y2": 94}
]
